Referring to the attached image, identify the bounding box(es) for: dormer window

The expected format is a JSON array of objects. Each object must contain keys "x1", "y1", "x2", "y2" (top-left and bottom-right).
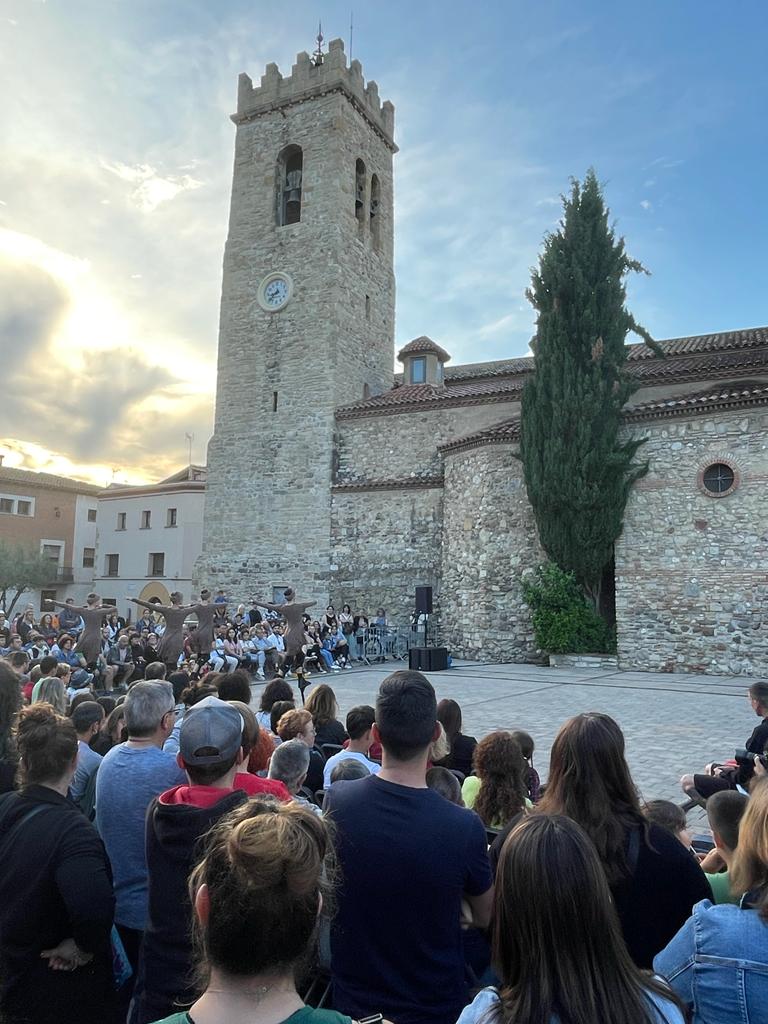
[{"x1": 410, "y1": 357, "x2": 427, "y2": 384}]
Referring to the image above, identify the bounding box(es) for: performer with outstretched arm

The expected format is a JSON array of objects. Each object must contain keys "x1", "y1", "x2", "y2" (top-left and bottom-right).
[
  {"x1": 128, "y1": 592, "x2": 193, "y2": 674},
  {"x1": 186, "y1": 588, "x2": 225, "y2": 661},
  {"x1": 51, "y1": 592, "x2": 111, "y2": 675},
  {"x1": 257, "y1": 588, "x2": 315, "y2": 701}
]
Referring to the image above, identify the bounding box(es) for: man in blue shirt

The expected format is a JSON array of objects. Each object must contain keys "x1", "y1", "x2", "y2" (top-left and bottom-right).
[{"x1": 326, "y1": 671, "x2": 493, "y2": 1024}]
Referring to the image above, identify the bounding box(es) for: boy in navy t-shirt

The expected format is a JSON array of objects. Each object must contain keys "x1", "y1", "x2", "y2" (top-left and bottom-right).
[{"x1": 326, "y1": 671, "x2": 492, "y2": 1024}]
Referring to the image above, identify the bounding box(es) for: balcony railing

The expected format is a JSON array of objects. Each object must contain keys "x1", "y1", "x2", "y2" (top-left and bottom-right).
[{"x1": 49, "y1": 566, "x2": 74, "y2": 583}]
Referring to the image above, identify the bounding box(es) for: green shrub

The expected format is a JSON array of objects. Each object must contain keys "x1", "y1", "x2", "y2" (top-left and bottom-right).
[{"x1": 522, "y1": 563, "x2": 614, "y2": 654}]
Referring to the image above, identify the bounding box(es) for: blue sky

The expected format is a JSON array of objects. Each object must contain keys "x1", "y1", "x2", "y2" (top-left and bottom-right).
[{"x1": 1, "y1": 0, "x2": 766, "y2": 482}]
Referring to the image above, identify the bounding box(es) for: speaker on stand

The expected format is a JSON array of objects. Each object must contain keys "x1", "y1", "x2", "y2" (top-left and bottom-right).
[{"x1": 409, "y1": 586, "x2": 448, "y2": 671}]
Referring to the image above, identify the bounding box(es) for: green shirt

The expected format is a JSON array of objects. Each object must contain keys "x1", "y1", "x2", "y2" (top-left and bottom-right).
[
  {"x1": 153, "y1": 1007, "x2": 353, "y2": 1024},
  {"x1": 461, "y1": 775, "x2": 532, "y2": 826},
  {"x1": 705, "y1": 868, "x2": 739, "y2": 905}
]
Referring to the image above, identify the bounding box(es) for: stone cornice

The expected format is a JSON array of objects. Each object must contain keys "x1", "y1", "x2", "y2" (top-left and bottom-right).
[
  {"x1": 336, "y1": 388, "x2": 521, "y2": 421},
  {"x1": 332, "y1": 476, "x2": 443, "y2": 493}
]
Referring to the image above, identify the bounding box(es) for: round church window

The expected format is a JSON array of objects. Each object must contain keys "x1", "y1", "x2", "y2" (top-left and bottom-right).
[{"x1": 700, "y1": 461, "x2": 737, "y2": 498}]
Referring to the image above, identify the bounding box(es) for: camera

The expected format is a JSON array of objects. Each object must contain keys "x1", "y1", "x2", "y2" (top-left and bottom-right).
[{"x1": 735, "y1": 748, "x2": 768, "y2": 770}]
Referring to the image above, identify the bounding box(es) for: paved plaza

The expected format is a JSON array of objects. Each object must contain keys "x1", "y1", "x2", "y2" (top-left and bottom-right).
[{"x1": 251, "y1": 659, "x2": 757, "y2": 814}]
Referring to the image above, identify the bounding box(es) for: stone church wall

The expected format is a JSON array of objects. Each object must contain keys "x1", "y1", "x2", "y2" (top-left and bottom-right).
[
  {"x1": 440, "y1": 444, "x2": 542, "y2": 662},
  {"x1": 616, "y1": 408, "x2": 768, "y2": 675},
  {"x1": 336, "y1": 400, "x2": 520, "y2": 482},
  {"x1": 329, "y1": 485, "x2": 443, "y2": 623}
]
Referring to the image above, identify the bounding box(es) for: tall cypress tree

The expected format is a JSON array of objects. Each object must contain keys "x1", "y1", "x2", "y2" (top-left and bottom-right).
[{"x1": 519, "y1": 169, "x2": 660, "y2": 602}]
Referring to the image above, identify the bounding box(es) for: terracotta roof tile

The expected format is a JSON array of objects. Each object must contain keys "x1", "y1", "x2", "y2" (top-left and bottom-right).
[
  {"x1": 397, "y1": 336, "x2": 451, "y2": 362},
  {"x1": 438, "y1": 418, "x2": 521, "y2": 455},
  {"x1": 0, "y1": 466, "x2": 102, "y2": 495},
  {"x1": 627, "y1": 380, "x2": 768, "y2": 420}
]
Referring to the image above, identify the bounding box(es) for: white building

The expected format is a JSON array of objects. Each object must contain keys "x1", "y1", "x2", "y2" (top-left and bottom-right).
[{"x1": 94, "y1": 466, "x2": 206, "y2": 618}]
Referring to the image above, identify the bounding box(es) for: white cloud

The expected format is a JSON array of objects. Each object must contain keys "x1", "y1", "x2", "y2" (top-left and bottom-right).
[
  {"x1": 640, "y1": 199, "x2": 652, "y2": 211},
  {"x1": 100, "y1": 160, "x2": 204, "y2": 213}
]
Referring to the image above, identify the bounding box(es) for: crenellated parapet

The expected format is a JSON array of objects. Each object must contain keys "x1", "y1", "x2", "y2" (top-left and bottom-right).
[{"x1": 233, "y1": 38, "x2": 396, "y2": 150}]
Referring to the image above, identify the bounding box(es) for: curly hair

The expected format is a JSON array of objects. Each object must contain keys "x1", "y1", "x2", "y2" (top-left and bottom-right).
[{"x1": 472, "y1": 731, "x2": 528, "y2": 827}]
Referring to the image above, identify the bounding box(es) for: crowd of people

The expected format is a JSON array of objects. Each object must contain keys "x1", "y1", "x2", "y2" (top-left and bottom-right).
[{"x1": 0, "y1": 593, "x2": 767, "y2": 1024}]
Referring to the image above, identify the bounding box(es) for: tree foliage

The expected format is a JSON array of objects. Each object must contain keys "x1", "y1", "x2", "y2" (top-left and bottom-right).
[
  {"x1": 519, "y1": 169, "x2": 659, "y2": 596},
  {"x1": 522, "y1": 563, "x2": 614, "y2": 654},
  {"x1": 0, "y1": 542, "x2": 56, "y2": 617}
]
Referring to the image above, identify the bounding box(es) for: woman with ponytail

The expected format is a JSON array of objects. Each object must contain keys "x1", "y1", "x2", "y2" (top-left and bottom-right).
[
  {"x1": 0, "y1": 703, "x2": 114, "y2": 1024},
  {"x1": 151, "y1": 800, "x2": 372, "y2": 1024}
]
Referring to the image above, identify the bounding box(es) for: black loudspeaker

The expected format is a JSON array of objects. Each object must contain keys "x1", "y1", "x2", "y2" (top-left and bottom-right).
[
  {"x1": 409, "y1": 646, "x2": 448, "y2": 671},
  {"x1": 415, "y1": 586, "x2": 433, "y2": 614}
]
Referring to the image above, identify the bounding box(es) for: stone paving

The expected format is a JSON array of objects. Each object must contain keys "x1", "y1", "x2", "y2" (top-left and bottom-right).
[{"x1": 251, "y1": 659, "x2": 760, "y2": 830}]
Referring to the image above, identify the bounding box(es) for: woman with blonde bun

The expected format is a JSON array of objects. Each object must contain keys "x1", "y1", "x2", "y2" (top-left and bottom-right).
[{"x1": 150, "y1": 799, "x2": 386, "y2": 1024}]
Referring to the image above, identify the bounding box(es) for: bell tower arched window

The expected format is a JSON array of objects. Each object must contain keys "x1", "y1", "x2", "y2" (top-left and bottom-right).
[
  {"x1": 355, "y1": 159, "x2": 366, "y2": 223},
  {"x1": 277, "y1": 145, "x2": 303, "y2": 226},
  {"x1": 370, "y1": 174, "x2": 380, "y2": 247}
]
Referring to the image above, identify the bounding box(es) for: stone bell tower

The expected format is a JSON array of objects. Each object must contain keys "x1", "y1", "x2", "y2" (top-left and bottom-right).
[{"x1": 197, "y1": 38, "x2": 397, "y2": 604}]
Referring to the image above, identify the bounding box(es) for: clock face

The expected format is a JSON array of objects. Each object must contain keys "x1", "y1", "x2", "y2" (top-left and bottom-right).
[{"x1": 259, "y1": 273, "x2": 292, "y2": 312}]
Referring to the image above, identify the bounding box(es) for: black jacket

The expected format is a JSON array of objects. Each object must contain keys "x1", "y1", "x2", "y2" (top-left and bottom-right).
[
  {"x1": 0, "y1": 786, "x2": 114, "y2": 1024},
  {"x1": 133, "y1": 786, "x2": 247, "y2": 1024}
]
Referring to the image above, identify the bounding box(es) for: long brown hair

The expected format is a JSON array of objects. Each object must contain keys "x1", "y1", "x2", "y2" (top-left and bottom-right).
[
  {"x1": 492, "y1": 815, "x2": 683, "y2": 1024},
  {"x1": 473, "y1": 731, "x2": 528, "y2": 827},
  {"x1": 731, "y1": 776, "x2": 768, "y2": 919},
  {"x1": 536, "y1": 712, "x2": 645, "y2": 885},
  {"x1": 304, "y1": 684, "x2": 338, "y2": 728}
]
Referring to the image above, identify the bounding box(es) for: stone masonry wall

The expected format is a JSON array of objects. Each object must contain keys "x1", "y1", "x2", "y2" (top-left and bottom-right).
[
  {"x1": 329, "y1": 486, "x2": 442, "y2": 625},
  {"x1": 440, "y1": 444, "x2": 543, "y2": 662},
  {"x1": 616, "y1": 408, "x2": 768, "y2": 675},
  {"x1": 336, "y1": 400, "x2": 520, "y2": 482}
]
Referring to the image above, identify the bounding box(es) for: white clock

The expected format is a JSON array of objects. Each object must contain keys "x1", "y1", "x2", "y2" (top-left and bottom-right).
[{"x1": 257, "y1": 272, "x2": 293, "y2": 312}]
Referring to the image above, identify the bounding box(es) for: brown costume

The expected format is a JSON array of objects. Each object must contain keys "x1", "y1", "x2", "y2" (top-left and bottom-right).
[
  {"x1": 129, "y1": 598, "x2": 191, "y2": 668},
  {"x1": 52, "y1": 602, "x2": 106, "y2": 665},
  {"x1": 187, "y1": 601, "x2": 224, "y2": 657},
  {"x1": 258, "y1": 591, "x2": 315, "y2": 656}
]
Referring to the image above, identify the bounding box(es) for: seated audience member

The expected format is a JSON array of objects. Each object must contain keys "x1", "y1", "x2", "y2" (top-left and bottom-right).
[
  {"x1": 697, "y1": 789, "x2": 750, "y2": 905},
  {"x1": 436, "y1": 698, "x2": 477, "y2": 777},
  {"x1": 681, "y1": 680, "x2": 768, "y2": 804},
  {"x1": 305, "y1": 683, "x2": 348, "y2": 747},
  {"x1": 277, "y1": 709, "x2": 324, "y2": 792},
  {"x1": 537, "y1": 712, "x2": 712, "y2": 968},
  {"x1": 270, "y1": 699, "x2": 296, "y2": 741},
  {"x1": 460, "y1": 815, "x2": 685, "y2": 1024},
  {"x1": 36, "y1": 676, "x2": 68, "y2": 715},
  {"x1": 642, "y1": 800, "x2": 693, "y2": 851},
  {"x1": 150, "y1": 800, "x2": 354, "y2": 1024},
  {"x1": 326, "y1": 670, "x2": 493, "y2": 1024},
  {"x1": 428, "y1": 722, "x2": 450, "y2": 766},
  {"x1": 144, "y1": 661, "x2": 167, "y2": 681},
  {"x1": 655, "y1": 777, "x2": 768, "y2": 1022},
  {"x1": 225, "y1": 699, "x2": 290, "y2": 801},
  {"x1": 132, "y1": 699, "x2": 252, "y2": 1024},
  {"x1": 510, "y1": 729, "x2": 540, "y2": 803},
  {"x1": 95, "y1": 682, "x2": 185, "y2": 997},
  {"x1": 216, "y1": 668, "x2": 252, "y2": 705},
  {"x1": 68, "y1": 701, "x2": 104, "y2": 814},
  {"x1": 462, "y1": 731, "x2": 530, "y2": 828},
  {"x1": 0, "y1": 704, "x2": 114, "y2": 1024},
  {"x1": 269, "y1": 738, "x2": 322, "y2": 814},
  {"x1": 329, "y1": 759, "x2": 371, "y2": 785},
  {"x1": 106, "y1": 633, "x2": 135, "y2": 689},
  {"x1": 256, "y1": 678, "x2": 294, "y2": 731},
  {"x1": 161, "y1": 671, "x2": 191, "y2": 756},
  {"x1": 426, "y1": 765, "x2": 464, "y2": 806},
  {"x1": 90, "y1": 703, "x2": 127, "y2": 756},
  {"x1": 209, "y1": 628, "x2": 238, "y2": 673},
  {"x1": 0, "y1": 663, "x2": 21, "y2": 794},
  {"x1": 323, "y1": 705, "x2": 381, "y2": 788}
]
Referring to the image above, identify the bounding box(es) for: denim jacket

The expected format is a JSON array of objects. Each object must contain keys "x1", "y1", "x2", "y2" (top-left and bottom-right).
[
  {"x1": 654, "y1": 898, "x2": 768, "y2": 1024},
  {"x1": 456, "y1": 984, "x2": 684, "y2": 1024}
]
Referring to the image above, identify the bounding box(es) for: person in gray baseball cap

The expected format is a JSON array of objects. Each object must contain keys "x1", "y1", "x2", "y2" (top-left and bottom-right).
[{"x1": 133, "y1": 694, "x2": 250, "y2": 1024}]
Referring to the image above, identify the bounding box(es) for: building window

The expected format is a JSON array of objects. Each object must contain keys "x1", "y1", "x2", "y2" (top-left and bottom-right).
[
  {"x1": 41, "y1": 543, "x2": 62, "y2": 565},
  {"x1": 140, "y1": 510, "x2": 151, "y2": 529},
  {"x1": 370, "y1": 174, "x2": 380, "y2": 247},
  {"x1": 166, "y1": 507, "x2": 177, "y2": 527},
  {"x1": 40, "y1": 590, "x2": 57, "y2": 612},
  {"x1": 273, "y1": 391, "x2": 279, "y2": 413},
  {"x1": 106, "y1": 554, "x2": 119, "y2": 577},
  {"x1": 699, "y1": 461, "x2": 738, "y2": 498},
  {"x1": 355, "y1": 158, "x2": 366, "y2": 222},
  {"x1": 16, "y1": 500, "x2": 31, "y2": 516},
  {"x1": 278, "y1": 145, "x2": 303, "y2": 226},
  {"x1": 87, "y1": 508, "x2": 97, "y2": 522},
  {"x1": 117, "y1": 512, "x2": 127, "y2": 530},
  {"x1": 149, "y1": 552, "x2": 165, "y2": 577},
  {"x1": 410, "y1": 357, "x2": 427, "y2": 384},
  {"x1": 82, "y1": 547, "x2": 95, "y2": 568},
  {"x1": 0, "y1": 498, "x2": 12, "y2": 514},
  {"x1": 0, "y1": 494, "x2": 35, "y2": 515}
]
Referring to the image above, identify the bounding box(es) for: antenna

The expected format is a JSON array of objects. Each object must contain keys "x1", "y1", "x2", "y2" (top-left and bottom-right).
[
  {"x1": 312, "y1": 21, "x2": 324, "y2": 66},
  {"x1": 185, "y1": 432, "x2": 194, "y2": 466},
  {"x1": 349, "y1": 10, "x2": 354, "y2": 61}
]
